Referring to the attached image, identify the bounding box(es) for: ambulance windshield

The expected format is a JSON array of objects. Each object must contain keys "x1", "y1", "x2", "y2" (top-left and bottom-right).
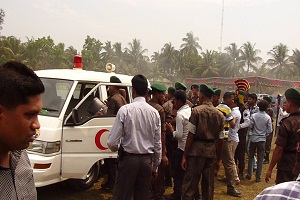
[{"x1": 39, "y1": 78, "x2": 73, "y2": 117}]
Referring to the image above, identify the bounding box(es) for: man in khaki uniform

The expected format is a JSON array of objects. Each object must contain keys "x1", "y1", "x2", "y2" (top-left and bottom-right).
[
  {"x1": 106, "y1": 76, "x2": 127, "y2": 115},
  {"x1": 175, "y1": 82, "x2": 194, "y2": 107},
  {"x1": 190, "y1": 85, "x2": 200, "y2": 106},
  {"x1": 101, "y1": 76, "x2": 127, "y2": 190},
  {"x1": 266, "y1": 88, "x2": 300, "y2": 184},
  {"x1": 148, "y1": 82, "x2": 168, "y2": 200},
  {"x1": 181, "y1": 84, "x2": 224, "y2": 200},
  {"x1": 163, "y1": 87, "x2": 176, "y2": 188}
]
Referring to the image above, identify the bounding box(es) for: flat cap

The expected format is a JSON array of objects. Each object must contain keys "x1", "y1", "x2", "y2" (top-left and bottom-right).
[
  {"x1": 151, "y1": 82, "x2": 167, "y2": 92},
  {"x1": 285, "y1": 88, "x2": 300, "y2": 99},
  {"x1": 200, "y1": 84, "x2": 214, "y2": 95},
  {"x1": 175, "y1": 82, "x2": 187, "y2": 91},
  {"x1": 213, "y1": 88, "x2": 221, "y2": 96},
  {"x1": 168, "y1": 87, "x2": 175, "y2": 94},
  {"x1": 110, "y1": 76, "x2": 121, "y2": 83}
]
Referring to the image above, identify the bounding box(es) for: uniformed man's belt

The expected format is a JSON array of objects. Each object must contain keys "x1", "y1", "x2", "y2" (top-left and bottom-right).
[
  {"x1": 283, "y1": 150, "x2": 296, "y2": 154},
  {"x1": 124, "y1": 151, "x2": 152, "y2": 156},
  {"x1": 193, "y1": 138, "x2": 215, "y2": 143}
]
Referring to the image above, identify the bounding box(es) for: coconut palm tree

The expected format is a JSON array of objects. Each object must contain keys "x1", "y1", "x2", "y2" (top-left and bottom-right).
[
  {"x1": 196, "y1": 50, "x2": 219, "y2": 78},
  {"x1": 222, "y1": 43, "x2": 243, "y2": 77},
  {"x1": 101, "y1": 41, "x2": 115, "y2": 63},
  {"x1": 0, "y1": 36, "x2": 26, "y2": 63},
  {"x1": 180, "y1": 32, "x2": 202, "y2": 55},
  {"x1": 289, "y1": 49, "x2": 300, "y2": 80},
  {"x1": 267, "y1": 43, "x2": 291, "y2": 79},
  {"x1": 240, "y1": 42, "x2": 262, "y2": 76},
  {"x1": 81, "y1": 35, "x2": 103, "y2": 71},
  {"x1": 124, "y1": 38, "x2": 149, "y2": 73},
  {"x1": 161, "y1": 43, "x2": 178, "y2": 73},
  {"x1": 65, "y1": 46, "x2": 78, "y2": 68}
]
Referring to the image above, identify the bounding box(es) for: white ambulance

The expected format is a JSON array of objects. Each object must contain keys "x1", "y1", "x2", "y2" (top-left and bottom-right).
[{"x1": 27, "y1": 56, "x2": 133, "y2": 190}]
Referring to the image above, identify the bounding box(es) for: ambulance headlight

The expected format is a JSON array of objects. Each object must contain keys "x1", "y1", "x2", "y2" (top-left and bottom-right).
[{"x1": 28, "y1": 140, "x2": 61, "y2": 154}]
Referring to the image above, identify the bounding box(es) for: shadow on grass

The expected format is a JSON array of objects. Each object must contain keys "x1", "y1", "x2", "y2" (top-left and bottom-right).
[{"x1": 37, "y1": 179, "x2": 113, "y2": 200}]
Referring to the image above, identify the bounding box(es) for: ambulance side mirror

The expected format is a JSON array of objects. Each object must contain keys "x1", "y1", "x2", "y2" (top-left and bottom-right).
[{"x1": 72, "y1": 108, "x2": 80, "y2": 124}]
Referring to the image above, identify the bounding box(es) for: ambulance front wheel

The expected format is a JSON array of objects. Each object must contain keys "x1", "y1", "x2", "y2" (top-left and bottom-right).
[{"x1": 69, "y1": 161, "x2": 100, "y2": 191}]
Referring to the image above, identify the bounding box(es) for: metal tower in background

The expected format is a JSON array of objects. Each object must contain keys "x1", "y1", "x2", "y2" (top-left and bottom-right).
[{"x1": 219, "y1": 0, "x2": 225, "y2": 52}]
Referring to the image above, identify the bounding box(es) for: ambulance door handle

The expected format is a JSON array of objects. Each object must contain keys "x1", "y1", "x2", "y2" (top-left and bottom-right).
[{"x1": 65, "y1": 140, "x2": 83, "y2": 142}]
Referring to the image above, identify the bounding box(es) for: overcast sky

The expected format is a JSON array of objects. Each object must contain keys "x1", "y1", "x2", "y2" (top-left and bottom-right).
[{"x1": 1, "y1": 0, "x2": 299, "y2": 61}]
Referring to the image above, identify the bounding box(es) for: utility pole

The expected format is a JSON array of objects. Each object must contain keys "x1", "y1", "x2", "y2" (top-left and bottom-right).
[{"x1": 219, "y1": 0, "x2": 225, "y2": 52}]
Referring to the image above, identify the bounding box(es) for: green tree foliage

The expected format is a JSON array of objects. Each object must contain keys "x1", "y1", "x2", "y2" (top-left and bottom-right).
[
  {"x1": 267, "y1": 43, "x2": 292, "y2": 79},
  {"x1": 1, "y1": 31, "x2": 300, "y2": 84},
  {"x1": 197, "y1": 50, "x2": 220, "y2": 78},
  {"x1": 0, "y1": 36, "x2": 26, "y2": 63},
  {"x1": 124, "y1": 38, "x2": 149, "y2": 74},
  {"x1": 222, "y1": 43, "x2": 243, "y2": 77},
  {"x1": 180, "y1": 32, "x2": 202, "y2": 55},
  {"x1": 289, "y1": 49, "x2": 300, "y2": 80},
  {"x1": 240, "y1": 42, "x2": 262, "y2": 76},
  {"x1": 81, "y1": 36, "x2": 103, "y2": 71}
]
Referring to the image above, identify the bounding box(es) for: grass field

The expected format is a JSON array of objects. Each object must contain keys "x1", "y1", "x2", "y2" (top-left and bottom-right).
[{"x1": 37, "y1": 144, "x2": 277, "y2": 200}]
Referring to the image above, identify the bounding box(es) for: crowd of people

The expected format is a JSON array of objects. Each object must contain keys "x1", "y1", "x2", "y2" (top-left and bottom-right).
[
  {"x1": 107, "y1": 76, "x2": 300, "y2": 200},
  {"x1": 1, "y1": 60, "x2": 300, "y2": 200}
]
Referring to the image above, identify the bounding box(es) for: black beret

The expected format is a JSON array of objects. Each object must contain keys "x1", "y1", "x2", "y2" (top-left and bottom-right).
[
  {"x1": 175, "y1": 82, "x2": 187, "y2": 91},
  {"x1": 285, "y1": 88, "x2": 300, "y2": 99},
  {"x1": 151, "y1": 82, "x2": 167, "y2": 92},
  {"x1": 110, "y1": 76, "x2": 121, "y2": 83},
  {"x1": 200, "y1": 84, "x2": 214, "y2": 95}
]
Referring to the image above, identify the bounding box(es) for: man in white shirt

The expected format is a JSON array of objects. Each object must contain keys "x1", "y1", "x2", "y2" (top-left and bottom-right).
[
  {"x1": 165, "y1": 90, "x2": 191, "y2": 200},
  {"x1": 222, "y1": 93, "x2": 241, "y2": 197},
  {"x1": 107, "y1": 74, "x2": 162, "y2": 200}
]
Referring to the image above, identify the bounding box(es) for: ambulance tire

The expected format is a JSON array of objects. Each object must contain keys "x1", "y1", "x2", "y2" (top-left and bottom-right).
[{"x1": 69, "y1": 161, "x2": 100, "y2": 191}]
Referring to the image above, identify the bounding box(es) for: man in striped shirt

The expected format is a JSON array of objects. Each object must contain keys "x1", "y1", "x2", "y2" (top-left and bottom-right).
[{"x1": 0, "y1": 61, "x2": 45, "y2": 200}]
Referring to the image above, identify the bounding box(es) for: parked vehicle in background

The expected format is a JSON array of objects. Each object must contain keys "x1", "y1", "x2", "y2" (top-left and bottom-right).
[
  {"x1": 27, "y1": 56, "x2": 133, "y2": 191},
  {"x1": 257, "y1": 94, "x2": 269, "y2": 100}
]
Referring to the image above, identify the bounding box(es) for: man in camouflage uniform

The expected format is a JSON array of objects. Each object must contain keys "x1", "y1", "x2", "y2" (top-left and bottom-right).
[
  {"x1": 181, "y1": 84, "x2": 224, "y2": 200},
  {"x1": 265, "y1": 88, "x2": 300, "y2": 184},
  {"x1": 149, "y1": 82, "x2": 168, "y2": 200}
]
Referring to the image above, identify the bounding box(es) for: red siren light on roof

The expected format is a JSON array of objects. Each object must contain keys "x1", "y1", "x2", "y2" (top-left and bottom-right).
[{"x1": 73, "y1": 55, "x2": 83, "y2": 69}]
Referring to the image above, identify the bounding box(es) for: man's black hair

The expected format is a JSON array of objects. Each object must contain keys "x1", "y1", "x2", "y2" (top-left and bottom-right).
[
  {"x1": 257, "y1": 99, "x2": 268, "y2": 111},
  {"x1": 0, "y1": 61, "x2": 45, "y2": 109},
  {"x1": 248, "y1": 93, "x2": 257, "y2": 101},
  {"x1": 174, "y1": 90, "x2": 187, "y2": 104},
  {"x1": 223, "y1": 91, "x2": 235, "y2": 101},
  {"x1": 131, "y1": 74, "x2": 148, "y2": 96}
]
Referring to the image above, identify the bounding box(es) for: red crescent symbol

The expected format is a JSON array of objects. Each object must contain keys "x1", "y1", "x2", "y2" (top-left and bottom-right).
[{"x1": 95, "y1": 129, "x2": 109, "y2": 150}]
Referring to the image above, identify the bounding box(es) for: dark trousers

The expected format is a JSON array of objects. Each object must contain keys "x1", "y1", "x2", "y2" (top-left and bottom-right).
[
  {"x1": 182, "y1": 156, "x2": 215, "y2": 200},
  {"x1": 276, "y1": 170, "x2": 295, "y2": 184},
  {"x1": 248, "y1": 141, "x2": 265, "y2": 179},
  {"x1": 151, "y1": 162, "x2": 165, "y2": 200},
  {"x1": 234, "y1": 129, "x2": 247, "y2": 175},
  {"x1": 114, "y1": 154, "x2": 152, "y2": 200},
  {"x1": 265, "y1": 132, "x2": 273, "y2": 154},
  {"x1": 173, "y1": 148, "x2": 184, "y2": 200},
  {"x1": 165, "y1": 135, "x2": 177, "y2": 184},
  {"x1": 105, "y1": 158, "x2": 117, "y2": 188}
]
